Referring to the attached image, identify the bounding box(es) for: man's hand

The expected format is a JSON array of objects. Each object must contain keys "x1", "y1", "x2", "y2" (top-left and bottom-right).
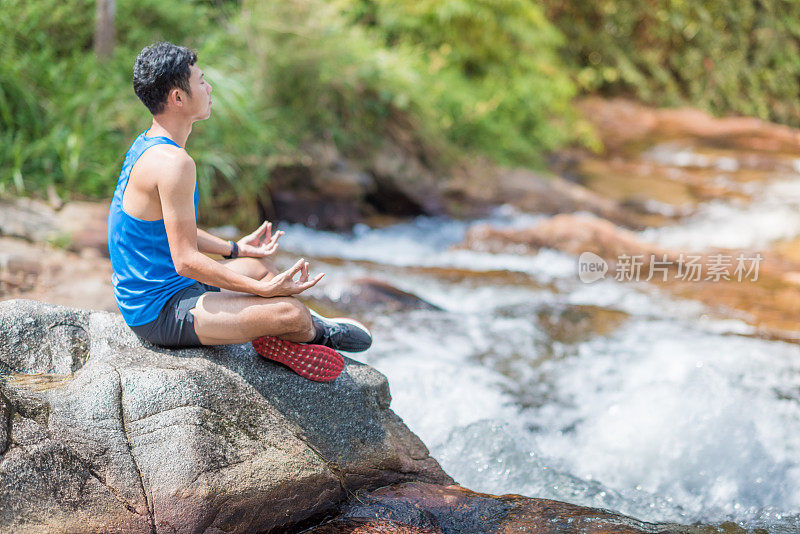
[
  {"x1": 260, "y1": 259, "x2": 324, "y2": 297},
  {"x1": 237, "y1": 220, "x2": 284, "y2": 258}
]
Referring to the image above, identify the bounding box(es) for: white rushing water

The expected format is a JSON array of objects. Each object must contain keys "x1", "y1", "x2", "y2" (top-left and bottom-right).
[
  {"x1": 278, "y1": 206, "x2": 800, "y2": 532},
  {"x1": 639, "y1": 143, "x2": 800, "y2": 251}
]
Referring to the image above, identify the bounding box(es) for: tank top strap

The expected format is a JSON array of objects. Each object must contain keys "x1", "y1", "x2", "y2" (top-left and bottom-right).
[{"x1": 116, "y1": 130, "x2": 182, "y2": 191}]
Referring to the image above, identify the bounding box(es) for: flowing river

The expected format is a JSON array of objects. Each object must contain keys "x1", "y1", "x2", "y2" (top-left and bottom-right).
[{"x1": 276, "y1": 142, "x2": 800, "y2": 533}]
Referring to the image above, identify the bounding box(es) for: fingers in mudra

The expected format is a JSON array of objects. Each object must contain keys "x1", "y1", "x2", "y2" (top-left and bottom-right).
[
  {"x1": 277, "y1": 259, "x2": 324, "y2": 295},
  {"x1": 240, "y1": 228, "x2": 282, "y2": 258}
]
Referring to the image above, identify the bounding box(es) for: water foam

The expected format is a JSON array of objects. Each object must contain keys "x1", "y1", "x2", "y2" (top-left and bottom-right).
[{"x1": 279, "y1": 213, "x2": 800, "y2": 530}]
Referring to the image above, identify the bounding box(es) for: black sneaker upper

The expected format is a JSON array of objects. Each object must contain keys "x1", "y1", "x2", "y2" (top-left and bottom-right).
[{"x1": 311, "y1": 315, "x2": 372, "y2": 353}]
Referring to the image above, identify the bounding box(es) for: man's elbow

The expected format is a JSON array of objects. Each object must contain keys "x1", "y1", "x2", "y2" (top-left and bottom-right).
[{"x1": 174, "y1": 254, "x2": 196, "y2": 277}]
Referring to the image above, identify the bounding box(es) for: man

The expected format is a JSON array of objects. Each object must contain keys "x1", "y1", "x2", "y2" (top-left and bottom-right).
[{"x1": 107, "y1": 42, "x2": 371, "y2": 381}]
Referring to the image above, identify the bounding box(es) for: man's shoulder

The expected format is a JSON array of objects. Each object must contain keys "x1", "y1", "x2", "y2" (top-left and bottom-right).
[
  {"x1": 139, "y1": 143, "x2": 194, "y2": 167},
  {"x1": 137, "y1": 144, "x2": 196, "y2": 180}
]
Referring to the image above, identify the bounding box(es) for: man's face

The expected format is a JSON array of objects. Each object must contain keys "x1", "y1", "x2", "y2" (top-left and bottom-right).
[{"x1": 182, "y1": 63, "x2": 213, "y2": 120}]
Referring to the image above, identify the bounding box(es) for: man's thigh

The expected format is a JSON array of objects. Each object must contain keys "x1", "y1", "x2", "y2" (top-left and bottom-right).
[{"x1": 190, "y1": 290, "x2": 311, "y2": 345}]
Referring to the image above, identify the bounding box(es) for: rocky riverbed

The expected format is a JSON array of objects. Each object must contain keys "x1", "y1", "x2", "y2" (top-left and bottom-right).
[{"x1": 2, "y1": 97, "x2": 800, "y2": 532}]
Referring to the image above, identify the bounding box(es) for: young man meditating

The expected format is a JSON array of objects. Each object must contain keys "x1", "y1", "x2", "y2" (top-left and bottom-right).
[{"x1": 107, "y1": 42, "x2": 371, "y2": 381}]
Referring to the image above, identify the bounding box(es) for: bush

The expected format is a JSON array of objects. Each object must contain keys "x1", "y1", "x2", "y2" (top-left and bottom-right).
[
  {"x1": 344, "y1": 0, "x2": 589, "y2": 166},
  {"x1": 542, "y1": 0, "x2": 800, "y2": 127}
]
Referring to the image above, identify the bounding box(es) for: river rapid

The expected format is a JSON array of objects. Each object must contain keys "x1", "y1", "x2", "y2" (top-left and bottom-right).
[{"x1": 277, "y1": 142, "x2": 800, "y2": 533}]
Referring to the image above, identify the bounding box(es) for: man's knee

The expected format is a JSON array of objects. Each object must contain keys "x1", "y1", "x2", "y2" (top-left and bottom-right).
[
  {"x1": 266, "y1": 298, "x2": 314, "y2": 338},
  {"x1": 254, "y1": 256, "x2": 279, "y2": 278}
]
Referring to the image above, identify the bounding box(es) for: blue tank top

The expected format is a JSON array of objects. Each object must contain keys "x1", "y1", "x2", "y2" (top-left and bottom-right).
[{"x1": 107, "y1": 129, "x2": 198, "y2": 326}]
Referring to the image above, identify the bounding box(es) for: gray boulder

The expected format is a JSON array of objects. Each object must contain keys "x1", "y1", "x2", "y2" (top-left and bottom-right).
[{"x1": 0, "y1": 300, "x2": 452, "y2": 533}]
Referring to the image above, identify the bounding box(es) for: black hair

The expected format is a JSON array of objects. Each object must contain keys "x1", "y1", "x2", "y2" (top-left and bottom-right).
[{"x1": 133, "y1": 42, "x2": 198, "y2": 115}]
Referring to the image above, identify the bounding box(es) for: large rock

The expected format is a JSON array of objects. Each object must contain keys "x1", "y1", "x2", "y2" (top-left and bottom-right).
[
  {"x1": 0, "y1": 300, "x2": 452, "y2": 533},
  {"x1": 445, "y1": 159, "x2": 643, "y2": 228},
  {"x1": 266, "y1": 139, "x2": 439, "y2": 231}
]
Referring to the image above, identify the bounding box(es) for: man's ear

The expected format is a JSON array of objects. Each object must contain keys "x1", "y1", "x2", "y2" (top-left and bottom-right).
[{"x1": 168, "y1": 88, "x2": 184, "y2": 108}]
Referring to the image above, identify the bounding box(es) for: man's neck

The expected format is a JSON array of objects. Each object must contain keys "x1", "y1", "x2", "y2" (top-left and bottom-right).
[{"x1": 147, "y1": 116, "x2": 192, "y2": 149}]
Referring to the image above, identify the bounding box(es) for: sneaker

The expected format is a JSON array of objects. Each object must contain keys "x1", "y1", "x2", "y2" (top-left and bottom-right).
[
  {"x1": 252, "y1": 336, "x2": 344, "y2": 382},
  {"x1": 310, "y1": 310, "x2": 373, "y2": 353}
]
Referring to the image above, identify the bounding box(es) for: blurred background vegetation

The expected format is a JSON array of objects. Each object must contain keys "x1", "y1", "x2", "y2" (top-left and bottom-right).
[{"x1": 1, "y1": 0, "x2": 798, "y2": 212}]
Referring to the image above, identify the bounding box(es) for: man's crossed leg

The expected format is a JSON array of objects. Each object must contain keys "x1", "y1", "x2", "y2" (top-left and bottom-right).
[{"x1": 189, "y1": 255, "x2": 372, "y2": 381}]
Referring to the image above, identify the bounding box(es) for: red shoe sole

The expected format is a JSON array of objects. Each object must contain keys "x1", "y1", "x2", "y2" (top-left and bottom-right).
[{"x1": 252, "y1": 336, "x2": 344, "y2": 382}]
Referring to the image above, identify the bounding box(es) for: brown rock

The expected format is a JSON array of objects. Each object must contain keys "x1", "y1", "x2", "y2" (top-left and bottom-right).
[
  {"x1": 578, "y1": 97, "x2": 800, "y2": 154},
  {"x1": 307, "y1": 482, "x2": 732, "y2": 534},
  {"x1": 0, "y1": 237, "x2": 115, "y2": 313},
  {"x1": 462, "y1": 214, "x2": 671, "y2": 264},
  {"x1": 460, "y1": 215, "x2": 800, "y2": 340},
  {"x1": 446, "y1": 158, "x2": 643, "y2": 228}
]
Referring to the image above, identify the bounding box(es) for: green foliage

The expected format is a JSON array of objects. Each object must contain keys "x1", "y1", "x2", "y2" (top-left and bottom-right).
[
  {"x1": 542, "y1": 0, "x2": 800, "y2": 127},
  {"x1": 0, "y1": 0, "x2": 242, "y2": 202},
  {"x1": 344, "y1": 0, "x2": 587, "y2": 165},
  {"x1": 0, "y1": 0, "x2": 584, "y2": 210},
  {"x1": 4, "y1": 0, "x2": 800, "y2": 212},
  {"x1": 238, "y1": 0, "x2": 436, "y2": 157}
]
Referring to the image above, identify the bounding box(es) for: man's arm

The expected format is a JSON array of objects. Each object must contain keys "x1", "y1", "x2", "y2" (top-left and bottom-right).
[
  {"x1": 197, "y1": 228, "x2": 233, "y2": 256},
  {"x1": 198, "y1": 224, "x2": 283, "y2": 258},
  {"x1": 160, "y1": 156, "x2": 275, "y2": 295}
]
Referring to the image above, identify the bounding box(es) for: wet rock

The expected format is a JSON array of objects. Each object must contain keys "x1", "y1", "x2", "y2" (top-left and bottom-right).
[
  {"x1": 460, "y1": 215, "x2": 800, "y2": 340},
  {"x1": 535, "y1": 304, "x2": 630, "y2": 346},
  {"x1": 578, "y1": 97, "x2": 800, "y2": 155},
  {"x1": 306, "y1": 482, "x2": 733, "y2": 534},
  {"x1": 0, "y1": 299, "x2": 452, "y2": 533},
  {"x1": 462, "y1": 213, "x2": 671, "y2": 264},
  {"x1": 570, "y1": 157, "x2": 704, "y2": 222},
  {"x1": 311, "y1": 278, "x2": 442, "y2": 315}
]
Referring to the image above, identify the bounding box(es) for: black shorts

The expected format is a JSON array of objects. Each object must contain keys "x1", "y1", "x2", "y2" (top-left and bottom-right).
[{"x1": 130, "y1": 282, "x2": 221, "y2": 348}]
